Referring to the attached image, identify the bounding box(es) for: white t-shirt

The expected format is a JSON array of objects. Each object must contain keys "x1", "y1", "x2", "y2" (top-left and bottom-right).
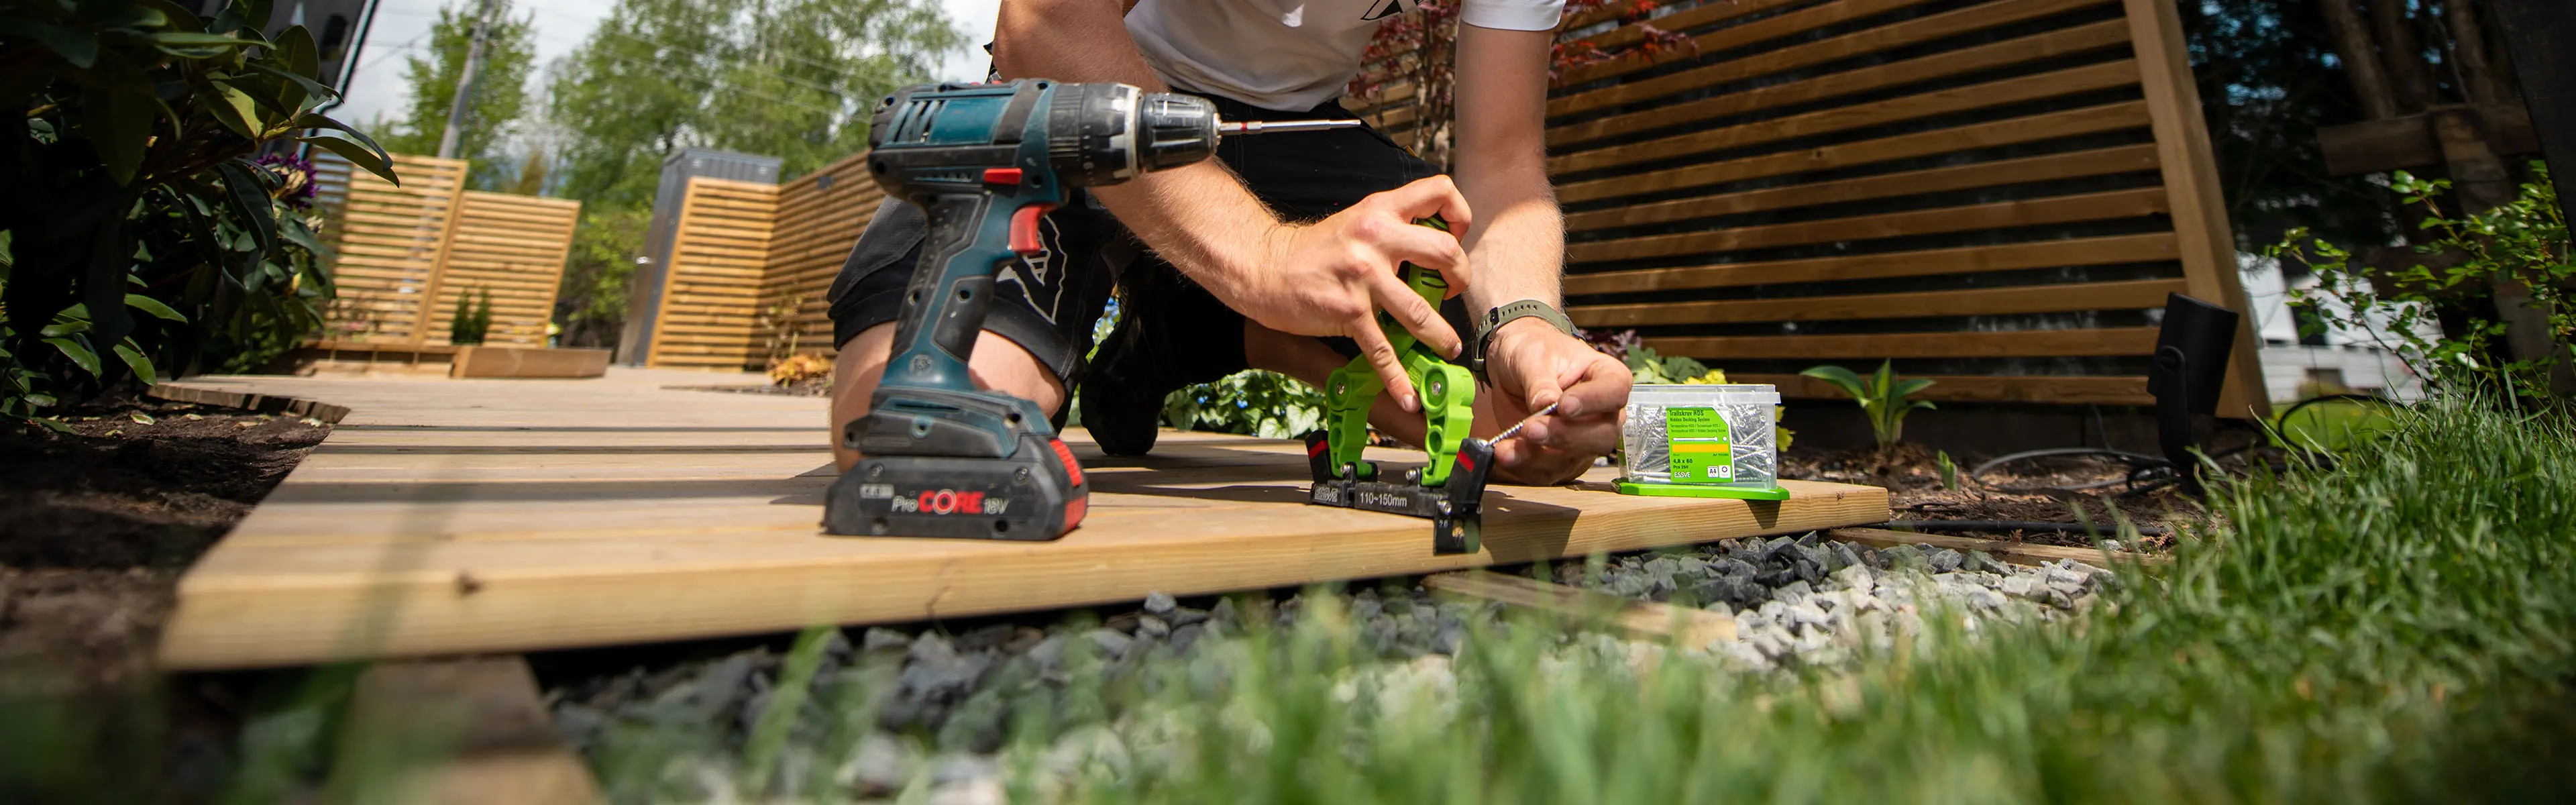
[{"x1": 1126, "y1": 0, "x2": 1566, "y2": 111}]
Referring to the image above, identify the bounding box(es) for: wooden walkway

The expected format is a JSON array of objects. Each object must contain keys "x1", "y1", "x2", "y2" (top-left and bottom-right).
[{"x1": 154, "y1": 370, "x2": 1889, "y2": 669}]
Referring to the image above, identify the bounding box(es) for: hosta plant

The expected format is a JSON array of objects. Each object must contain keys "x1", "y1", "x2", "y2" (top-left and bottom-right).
[{"x1": 1800, "y1": 360, "x2": 1935, "y2": 451}]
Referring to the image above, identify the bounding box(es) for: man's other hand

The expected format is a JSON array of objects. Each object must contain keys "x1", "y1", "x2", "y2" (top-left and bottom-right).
[
  {"x1": 1226, "y1": 175, "x2": 1474, "y2": 413},
  {"x1": 1482, "y1": 317, "x2": 1629, "y2": 485}
]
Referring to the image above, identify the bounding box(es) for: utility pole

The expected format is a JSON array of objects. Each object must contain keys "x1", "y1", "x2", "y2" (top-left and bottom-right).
[{"x1": 435, "y1": 0, "x2": 498, "y2": 160}]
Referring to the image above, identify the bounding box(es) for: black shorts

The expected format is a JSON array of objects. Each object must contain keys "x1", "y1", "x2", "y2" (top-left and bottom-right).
[{"x1": 826, "y1": 91, "x2": 1453, "y2": 388}]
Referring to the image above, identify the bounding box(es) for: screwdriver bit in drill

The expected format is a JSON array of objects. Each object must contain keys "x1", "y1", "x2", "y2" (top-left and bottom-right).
[{"x1": 1216, "y1": 119, "x2": 1366, "y2": 136}]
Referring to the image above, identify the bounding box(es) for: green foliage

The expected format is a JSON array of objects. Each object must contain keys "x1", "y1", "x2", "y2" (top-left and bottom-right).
[
  {"x1": 0, "y1": 0, "x2": 394, "y2": 429},
  {"x1": 547, "y1": 0, "x2": 964, "y2": 211},
  {"x1": 1936, "y1": 449, "x2": 1958, "y2": 490},
  {"x1": 1799, "y1": 359, "x2": 1935, "y2": 451},
  {"x1": 1621, "y1": 343, "x2": 1709, "y2": 384},
  {"x1": 553, "y1": 207, "x2": 645, "y2": 348},
  {"x1": 2270, "y1": 162, "x2": 2573, "y2": 392},
  {"x1": 2177, "y1": 0, "x2": 2406, "y2": 252},
  {"x1": 448, "y1": 286, "x2": 492, "y2": 345},
  {"x1": 1163, "y1": 369, "x2": 1328, "y2": 440},
  {"x1": 377, "y1": 0, "x2": 537, "y2": 188}
]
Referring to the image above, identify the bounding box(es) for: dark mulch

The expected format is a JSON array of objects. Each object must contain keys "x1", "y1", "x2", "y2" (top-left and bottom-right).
[
  {"x1": 0, "y1": 396, "x2": 327, "y2": 694},
  {"x1": 0, "y1": 394, "x2": 329, "y2": 802},
  {"x1": 1778, "y1": 440, "x2": 2245, "y2": 551}
]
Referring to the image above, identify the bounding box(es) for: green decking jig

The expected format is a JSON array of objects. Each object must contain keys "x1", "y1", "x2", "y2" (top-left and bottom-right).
[{"x1": 1302, "y1": 217, "x2": 1497, "y2": 555}]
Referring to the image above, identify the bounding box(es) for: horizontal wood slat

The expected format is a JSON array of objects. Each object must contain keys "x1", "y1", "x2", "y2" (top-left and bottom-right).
[
  {"x1": 1549, "y1": 0, "x2": 2116, "y2": 119},
  {"x1": 1737, "y1": 372, "x2": 2150, "y2": 404},
  {"x1": 1556, "y1": 100, "x2": 2152, "y2": 204},
  {"x1": 1549, "y1": 17, "x2": 2133, "y2": 149},
  {"x1": 1564, "y1": 232, "x2": 2180, "y2": 294},
  {"x1": 1638, "y1": 326, "x2": 2160, "y2": 359},
  {"x1": 647, "y1": 176, "x2": 780, "y2": 370},
  {"x1": 1556, "y1": 0, "x2": 1949, "y2": 89},
  {"x1": 1550, "y1": 59, "x2": 2141, "y2": 176},
  {"x1": 1566, "y1": 186, "x2": 2169, "y2": 263},
  {"x1": 1564, "y1": 143, "x2": 2161, "y2": 232},
  {"x1": 1570, "y1": 277, "x2": 2187, "y2": 326}
]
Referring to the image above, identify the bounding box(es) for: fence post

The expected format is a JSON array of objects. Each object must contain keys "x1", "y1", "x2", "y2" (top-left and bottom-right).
[{"x1": 2124, "y1": 0, "x2": 2274, "y2": 419}]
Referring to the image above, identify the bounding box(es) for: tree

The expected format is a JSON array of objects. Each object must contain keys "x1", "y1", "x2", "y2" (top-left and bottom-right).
[
  {"x1": 546, "y1": 0, "x2": 963, "y2": 211},
  {"x1": 552, "y1": 207, "x2": 646, "y2": 349},
  {"x1": 382, "y1": 0, "x2": 537, "y2": 189},
  {"x1": 2180, "y1": 0, "x2": 2408, "y2": 252},
  {"x1": 539, "y1": 0, "x2": 961, "y2": 347}
]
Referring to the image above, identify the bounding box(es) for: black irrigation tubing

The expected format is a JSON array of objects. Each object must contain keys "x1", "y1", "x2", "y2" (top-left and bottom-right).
[{"x1": 1872, "y1": 519, "x2": 2172, "y2": 538}]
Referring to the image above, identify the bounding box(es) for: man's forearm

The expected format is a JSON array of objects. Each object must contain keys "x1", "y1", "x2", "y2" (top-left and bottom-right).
[
  {"x1": 1450, "y1": 24, "x2": 1564, "y2": 317},
  {"x1": 991, "y1": 0, "x2": 1283, "y2": 300},
  {"x1": 1456, "y1": 170, "x2": 1564, "y2": 315}
]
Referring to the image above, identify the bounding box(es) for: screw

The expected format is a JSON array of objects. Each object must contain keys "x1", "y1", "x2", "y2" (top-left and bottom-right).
[
  {"x1": 867, "y1": 464, "x2": 883, "y2": 480},
  {"x1": 1014, "y1": 468, "x2": 1030, "y2": 484}
]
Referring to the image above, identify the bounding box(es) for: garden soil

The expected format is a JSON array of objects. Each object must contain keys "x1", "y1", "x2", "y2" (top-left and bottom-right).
[{"x1": 0, "y1": 396, "x2": 326, "y2": 694}]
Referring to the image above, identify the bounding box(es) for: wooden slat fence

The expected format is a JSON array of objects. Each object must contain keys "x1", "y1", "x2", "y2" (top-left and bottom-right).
[
  {"x1": 757, "y1": 151, "x2": 887, "y2": 364},
  {"x1": 642, "y1": 152, "x2": 886, "y2": 370},
  {"x1": 1352, "y1": 0, "x2": 2266, "y2": 415},
  {"x1": 315, "y1": 153, "x2": 581, "y2": 348},
  {"x1": 643, "y1": 178, "x2": 778, "y2": 370},
  {"x1": 319, "y1": 154, "x2": 468, "y2": 345},
  {"x1": 423, "y1": 192, "x2": 582, "y2": 346}
]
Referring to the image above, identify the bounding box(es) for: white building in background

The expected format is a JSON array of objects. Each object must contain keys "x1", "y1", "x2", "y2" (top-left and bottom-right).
[{"x1": 2238, "y1": 254, "x2": 2431, "y2": 403}]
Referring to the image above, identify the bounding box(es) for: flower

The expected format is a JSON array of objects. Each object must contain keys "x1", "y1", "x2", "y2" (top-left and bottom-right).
[{"x1": 257, "y1": 153, "x2": 319, "y2": 211}]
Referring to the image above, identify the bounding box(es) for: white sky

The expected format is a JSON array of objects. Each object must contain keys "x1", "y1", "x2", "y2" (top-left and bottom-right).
[{"x1": 333, "y1": 0, "x2": 1002, "y2": 126}]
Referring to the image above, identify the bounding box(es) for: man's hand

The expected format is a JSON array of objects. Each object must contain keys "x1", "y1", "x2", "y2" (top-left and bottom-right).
[
  {"x1": 1220, "y1": 175, "x2": 1475, "y2": 413},
  {"x1": 1481, "y1": 317, "x2": 1630, "y2": 484}
]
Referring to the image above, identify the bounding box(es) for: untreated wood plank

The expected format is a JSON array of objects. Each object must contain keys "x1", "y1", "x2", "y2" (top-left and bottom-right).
[
  {"x1": 450, "y1": 347, "x2": 611, "y2": 378},
  {"x1": 153, "y1": 374, "x2": 1889, "y2": 668},
  {"x1": 327, "y1": 655, "x2": 603, "y2": 805},
  {"x1": 1424, "y1": 572, "x2": 1736, "y2": 649},
  {"x1": 1640, "y1": 327, "x2": 2161, "y2": 359},
  {"x1": 1825, "y1": 527, "x2": 2169, "y2": 572},
  {"x1": 1563, "y1": 233, "x2": 2179, "y2": 294}
]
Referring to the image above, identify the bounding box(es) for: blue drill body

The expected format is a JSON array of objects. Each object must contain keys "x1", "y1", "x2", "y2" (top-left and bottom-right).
[{"x1": 822, "y1": 80, "x2": 1227, "y2": 540}]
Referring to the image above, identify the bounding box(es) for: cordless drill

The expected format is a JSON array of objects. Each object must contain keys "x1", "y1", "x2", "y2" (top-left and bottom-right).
[{"x1": 822, "y1": 80, "x2": 1358, "y2": 540}]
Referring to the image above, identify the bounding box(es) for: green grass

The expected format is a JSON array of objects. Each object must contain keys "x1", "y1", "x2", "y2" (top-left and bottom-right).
[
  {"x1": 561, "y1": 397, "x2": 2576, "y2": 801},
  {"x1": 1016, "y1": 397, "x2": 2576, "y2": 802}
]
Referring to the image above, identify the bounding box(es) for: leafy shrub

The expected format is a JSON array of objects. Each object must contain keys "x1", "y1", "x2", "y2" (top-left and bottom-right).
[
  {"x1": 1163, "y1": 370, "x2": 1328, "y2": 440},
  {"x1": 0, "y1": 0, "x2": 396, "y2": 428},
  {"x1": 1799, "y1": 360, "x2": 1934, "y2": 451},
  {"x1": 2269, "y1": 162, "x2": 2571, "y2": 392}
]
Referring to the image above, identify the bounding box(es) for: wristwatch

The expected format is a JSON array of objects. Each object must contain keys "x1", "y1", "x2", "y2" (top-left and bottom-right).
[{"x1": 1467, "y1": 299, "x2": 1576, "y2": 384}]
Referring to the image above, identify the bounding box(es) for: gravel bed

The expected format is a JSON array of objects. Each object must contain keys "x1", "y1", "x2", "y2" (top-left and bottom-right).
[
  {"x1": 545, "y1": 532, "x2": 2118, "y2": 800},
  {"x1": 1542, "y1": 531, "x2": 2115, "y2": 672}
]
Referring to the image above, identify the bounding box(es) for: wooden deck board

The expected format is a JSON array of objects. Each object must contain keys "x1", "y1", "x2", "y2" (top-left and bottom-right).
[{"x1": 156, "y1": 370, "x2": 1888, "y2": 669}]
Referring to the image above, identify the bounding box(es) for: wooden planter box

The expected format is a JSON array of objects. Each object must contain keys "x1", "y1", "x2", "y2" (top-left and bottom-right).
[{"x1": 450, "y1": 345, "x2": 611, "y2": 378}]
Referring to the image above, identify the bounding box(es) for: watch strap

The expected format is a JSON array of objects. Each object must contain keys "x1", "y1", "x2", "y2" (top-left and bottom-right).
[{"x1": 1468, "y1": 299, "x2": 1575, "y2": 382}]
